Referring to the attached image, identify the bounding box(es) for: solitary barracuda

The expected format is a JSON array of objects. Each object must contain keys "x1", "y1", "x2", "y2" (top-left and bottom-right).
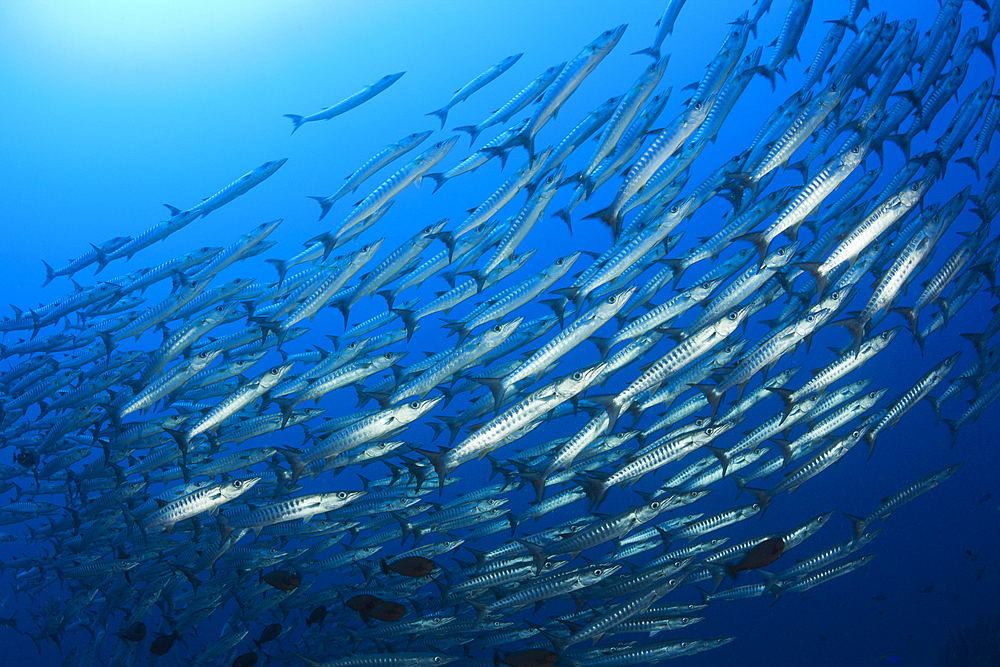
[{"x1": 284, "y1": 71, "x2": 405, "y2": 133}]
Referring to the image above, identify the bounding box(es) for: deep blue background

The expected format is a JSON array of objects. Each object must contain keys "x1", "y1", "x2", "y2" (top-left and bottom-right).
[{"x1": 0, "y1": 1, "x2": 997, "y2": 665}]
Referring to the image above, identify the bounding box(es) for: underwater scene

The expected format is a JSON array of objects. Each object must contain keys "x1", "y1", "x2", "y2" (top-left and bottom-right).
[{"x1": 1, "y1": 0, "x2": 999, "y2": 665}]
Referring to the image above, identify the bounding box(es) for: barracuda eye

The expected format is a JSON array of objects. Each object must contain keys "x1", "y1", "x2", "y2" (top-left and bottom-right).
[
  {"x1": 682, "y1": 616, "x2": 689, "y2": 622},
  {"x1": 668, "y1": 578, "x2": 677, "y2": 585},
  {"x1": 881, "y1": 332, "x2": 890, "y2": 339},
  {"x1": 593, "y1": 569, "x2": 603, "y2": 576},
  {"x1": 669, "y1": 204, "x2": 679, "y2": 213},
  {"x1": 233, "y1": 480, "x2": 242, "y2": 488},
  {"x1": 383, "y1": 353, "x2": 392, "y2": 359},
  {"x1": 728, "y1": 312, "x2": 737, "y2": 321},
  {"x1": 423, "y1": 226, "x2": 433, "y2": 233},
  {"x1": 410, "y1": 401, "x2": 420, "y2": 409},
  {"x1": 777, "y1": 248, "x2": 785, "y2": 256},
  {"x1": 829, "y1": 82, "x2": 837, "y2": 92},
  {"x1": 606, "y1": 295, "x2": 617, "y2": 304},
  {"x1": 493, "y1": 325, "x2": 503, "y2": 333},
  {"x1": 555, "y1": 257, "x2": 565, "y2": 266},
  {"x1": 869, "y1": 392, "x2": 878, "y2": 398},
  {"x1": 572, "y1": 371, "x2": 584, "y2": 381},
  {"x1": 270, "y1": 368, "x2": 280, "y2": 375},
  {"x1": 752, "y1": 503, "x2": 760, "y2": 510},
  {"x1": 651, "y1": 502, "x2": 660, "y2": 510},
  {"x1": 853, "y1": 429, "x2": 862, "y2": 437},
  {"x1": 851, "y1": 145, "x2": 861, "y2": 154},
  {"x1": 338, "y1": 492, "x2": 347, "y2": 499},
  {"x1": 362, "y1": 244, "x2": 372, "y2": 252}
]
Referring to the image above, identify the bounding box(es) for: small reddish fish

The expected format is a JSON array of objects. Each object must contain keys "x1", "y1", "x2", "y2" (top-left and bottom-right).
[
  {"x1": 149, "y1": 633, "x2": 179, "y2": 656},
  {"x1": 116, "y1": 622, "x2": 146, "y2": 642},
  {"x1": 305, "y1": 606, "x2": 328, "y2": 627},
  {"x1": 254, "y1": 622, "x2": 281, "y2": 649},
  {"x1": 725, "y1": 537, "x2": 785, "y2": 578},
  {"x1": 496, "y1": 648, "x2": 560, "y2": 667},
  {"x1": 347, "y1": 594, "x2": 383, "y2": 622},
  {"x1": 262, "y1": 570, "x2": 301, "y2": 591},
  {"x1": 367, "y1": 600, "x2": 406, "y2": 622},
  {"x1": 232, "y1": 652, "x2": 258, "y2": 667},
  {"x1": 380, "y1": 556, "x2": 436, "y2": 578}
]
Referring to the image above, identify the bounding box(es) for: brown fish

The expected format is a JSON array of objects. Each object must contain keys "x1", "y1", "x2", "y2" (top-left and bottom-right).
[
  {"x1": 149, "y1": 633, "x2": 179, "y2": 656},
  {"x1": 380, "y1": 556, "x2": 436, "y2": 577},
  {"x1": 262, "y1": 570, "x2": 301, "y2": 591},
  {"x1": 367, "y1": 600, "x2": 406, "y2": 622},
  {"x1": 496, "y1": 648, "x2": 560, "y2": 667},
  {"x1": 725, "y1": 537, "x2": 785, "y2": 579},
  {"x1": 305, "y1": 606, "x2": 328, "y2": 627},
  {"x1": 347, "y1": 594, "x2": 383, "y2": 622},
  {"x1": 254, "y1": 622, "x2": 281, "y2": 649},
  {"x1": 116, "y1": 621, "x2": 146, "y2": 642},
  {"x1": 232, "y1": 652, "x2": 258, "y2": 667},
  {"x1": 15, "y1": 451, "x2": 38, "y2": 469}
]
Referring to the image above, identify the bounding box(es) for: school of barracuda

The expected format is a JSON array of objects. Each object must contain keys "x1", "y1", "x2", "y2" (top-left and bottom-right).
[{"x1": 1, "y1": 0, "x2": 998, "y2": 665}]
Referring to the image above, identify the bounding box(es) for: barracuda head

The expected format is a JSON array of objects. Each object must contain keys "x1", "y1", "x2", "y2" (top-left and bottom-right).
[{"x1": 221, "y1": 476, "x2": 260, "y2": 500}]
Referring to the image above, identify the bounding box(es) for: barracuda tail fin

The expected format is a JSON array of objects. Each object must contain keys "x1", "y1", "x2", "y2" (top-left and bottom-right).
[
  {"x1": 453, "y1": 125, "x2": 481, "y2": 147},
  {"x1": 426, "y1": 107, "x2": 450, "y2": 129},
  {"x1": 41, "y1": 260, "x2": 57, "y2": 288},
  {"x1": 793, "y1": 261, "x2": 827, "y2": 298},
  {"x1": 955, "y1": 156, "x2": 981, "y2": 180},
  {"x1": 307, "y1": 196, "x2": 334, "y2": 222},
  {"x1": 284, "y1": 114, "x2": 305, "y2": 134},
  {"x1": 423, "y1": 173, "x2": 449, "y2": 193},
  {"x1": 631, "y1": 45, "x2": 660, "y2": 60}
]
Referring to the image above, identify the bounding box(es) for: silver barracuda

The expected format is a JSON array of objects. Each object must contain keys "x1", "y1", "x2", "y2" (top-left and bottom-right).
[{"x1": 285, "y1": 71, "x2": 405, "y2": 133}]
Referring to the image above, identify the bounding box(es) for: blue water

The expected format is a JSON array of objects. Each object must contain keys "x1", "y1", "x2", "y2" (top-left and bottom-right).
[{"x1": 0, "y1": 1, "x2": 998, "y2": 665}]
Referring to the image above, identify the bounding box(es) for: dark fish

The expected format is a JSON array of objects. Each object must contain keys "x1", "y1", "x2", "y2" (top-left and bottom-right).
[
  {"x1": 15, "y1": 451, "x2": 38, "y2": 468},
  {"x1": 725, "y1": 537, "x2": 785, "y2": 578},
  {"x1": 305, "y1": 606, "x2": 327, "y2": 628},
  {"x1": 233, "y1": 652, "x2": 258, "y2": 667},
  {"x1": 116, "y1": 621, "x2": 146, "y2": 642},
  {"x1": 496, "y1": 648, "x2": 560, "y2": 667},
  {"x1": 261, "y1": 570, "x2": 301, "y2": 591},
  {"x1": 255, "y1": 622, "x2": 281, "y2": 649},
  {"x1": 347, "y1": 594, "x2": 382, "y2": 622},
  {"x1": 920, "y1": 585, "x2": 934, "y2": 593},
  {"x1": 981, "y1": 493, "x2": 992, "y2": 502},
  {"x1": 872, "y1": 595, "x2": 887, "y2": 601},
  {"x1": 380, "y1": 556, "x2": 436, "y2": 578},
  {"x1": 967, "y1": 549, "x2": 978, "y2": 561},
  {"x1": 977, "y1": 565, "x2": 987, "y2": 581},
  {"x1": 149, "y1": 633, "x2": 178, "y2": 656},
  {"x1": 367, "y1": 600, "x2": 406, "y2": 622}
]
